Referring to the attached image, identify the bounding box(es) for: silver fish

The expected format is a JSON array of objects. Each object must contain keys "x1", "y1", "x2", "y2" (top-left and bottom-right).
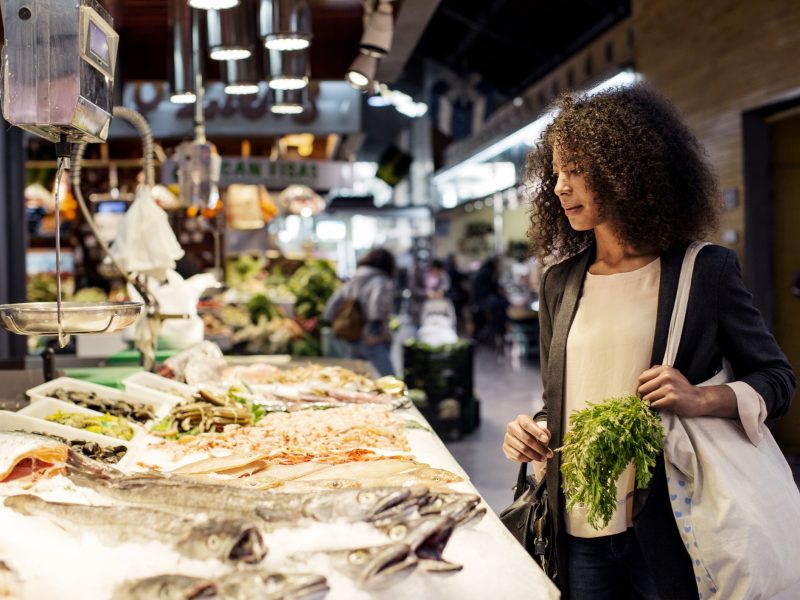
[
  {"x1": 315, "y1": 543, "x2": 417, "y2": 589},
  {"x1": 4, "y1": 495, "x2": 267, "y2": 564},
  {"x1": 256, "y1": 487, "x2": 430, "y2": 524},
  {"x1": 216, "y1": 571, "x2": 329, "y2": 600},
  {"x1": 380, "y1": 514, "x2": 462, "y2": 573},
  {"x1": 112, "y1": 574, "x2": 217, "y2": 600}
]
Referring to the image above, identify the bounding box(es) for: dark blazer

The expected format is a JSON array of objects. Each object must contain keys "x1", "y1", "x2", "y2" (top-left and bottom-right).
[{"x1": 535, "y1": 242, "x2": 796, "y2": 599}]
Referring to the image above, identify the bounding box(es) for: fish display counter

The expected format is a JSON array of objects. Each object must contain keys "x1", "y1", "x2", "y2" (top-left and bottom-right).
[{"x1": 0, "y1": 353, "x2": 558, "y2": 600}]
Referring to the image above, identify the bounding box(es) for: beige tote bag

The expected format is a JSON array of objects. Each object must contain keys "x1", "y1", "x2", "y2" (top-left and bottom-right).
[{"x1": 660, "y1": 241, "x2": 800, "y2": 600}]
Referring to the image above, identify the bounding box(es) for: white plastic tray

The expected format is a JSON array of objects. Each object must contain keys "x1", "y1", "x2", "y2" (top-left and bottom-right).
[
  {"x1": 121, "y1": 371, "x2": 193, "y2": 410},
  {"x1": 18, "y1": 398, "x2": 142, "y2": 446},
  {"x1": 26, "y1": 376, "x2": 173, "y2": 417},
  {"x1": 1, "y1": 401, "x2": 131, "y2": 448}
]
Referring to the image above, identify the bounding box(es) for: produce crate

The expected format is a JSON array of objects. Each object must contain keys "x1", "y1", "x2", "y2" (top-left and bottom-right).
[
  {"x1": 403, "y1": 340, "x2": 479, "y2": 439},
  {"x1": 403, "y1": 340, "x2": 474, "y2": 402}
]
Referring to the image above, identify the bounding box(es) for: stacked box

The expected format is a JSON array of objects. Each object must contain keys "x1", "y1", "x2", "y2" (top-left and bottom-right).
[{"x1": 403, "y1": 340, "x2": 480, "y2": 440}]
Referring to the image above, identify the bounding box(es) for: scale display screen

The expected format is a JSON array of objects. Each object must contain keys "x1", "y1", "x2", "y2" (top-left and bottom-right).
[{"x1": 87, "y1": 19, "x2": 110, "y2": 69}]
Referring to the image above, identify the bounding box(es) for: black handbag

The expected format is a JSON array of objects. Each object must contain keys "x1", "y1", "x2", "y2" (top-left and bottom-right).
[{"x1": 499, "y1": 463, "x2": 558, "y2": 583}]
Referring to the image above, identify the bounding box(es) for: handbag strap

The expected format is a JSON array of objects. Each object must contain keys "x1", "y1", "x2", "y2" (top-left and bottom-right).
[
  {"x1": 662, "y1": 241, "x2": 709, "y2": 367},
  {"x1": 513, "y1": 462, "x2": 528, "y2": 501}
]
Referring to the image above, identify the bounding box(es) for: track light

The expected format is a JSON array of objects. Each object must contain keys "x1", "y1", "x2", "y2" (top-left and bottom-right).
[
  {"x1": 267, "y1": 48, "x2": 309, "y2": 90},
  {"x1": 189, "y1": 0, "x2": 240, "y2": 9},
  {"x1": 168, "y1": 0, "x2": 201, "y2": 104},
  {"x1": 207, "y1": 0, "x2": 254, "y2": 61},
  {"x1": 258, "y1": 0, "x2": 313, "y2": 51},
  {"x1": 270, "y1": 88, "x2": 307, "y2": 114},
  {"x1": 345, "y1": 52, "x2": 378, "y2": 91},
  {"x1": 360, "y1": 0, "x2": 393, "y2": 58}
]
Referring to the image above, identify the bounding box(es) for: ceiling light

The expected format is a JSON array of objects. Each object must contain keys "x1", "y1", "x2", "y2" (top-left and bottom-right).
[
  {"x1": 168, "y1": 0, "x2": 201, "y2": 104},
  {"x1": 207, "y1": 1, "x2": 255, "y2": 62},
  {"x1": 222, "y1": 45, "x2": 264, "y2": 95},
  {"x1": 171, "y1": 92, "x2": 197, "y2": 104},
  {"x1": 259, "y1": 0, "x2": 312, "y2": 51},
  {"x1": 189, "y1": 0, "x2": 239, "y2": 9},
  {"x1": 225, "y1": 84, "x2": 260, "y2": 95},
  {"x1": 267, "y1": 48, "x2": 309, "y2": 90},
  {"x1": 360, "y1": 0, "x2": 393, "y2": 58},
  {"x1": 346, "y1": 52, "x2": 378, "y2": 91},
  {"x1": 270, "y1": 88, "x2": 307, "y2": 114}
]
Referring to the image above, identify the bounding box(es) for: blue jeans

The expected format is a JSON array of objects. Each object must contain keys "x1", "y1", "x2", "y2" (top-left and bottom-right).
[
  {"x1": 350, "y1": 340, "x2": 395, "y2": 376},
  {"x1": 567, "y1": 530, "x2": 661, "y2": 600}
]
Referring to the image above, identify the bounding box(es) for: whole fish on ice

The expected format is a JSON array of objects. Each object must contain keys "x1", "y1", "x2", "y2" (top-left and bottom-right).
[{"x1": 3, "y1": 495, "x2": 266, "y2": 564}]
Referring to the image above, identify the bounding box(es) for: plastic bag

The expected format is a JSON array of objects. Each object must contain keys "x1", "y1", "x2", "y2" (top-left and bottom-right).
[{"x1": 111, "y1": 186, "x2": 184, "y2": 280}]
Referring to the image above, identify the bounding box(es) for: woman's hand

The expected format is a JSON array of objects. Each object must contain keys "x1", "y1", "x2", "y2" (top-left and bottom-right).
[
  {"x1": 638, "y1": 365, "x2": 706, "y2": 416},
  {"x1": 503, "y1": 415, "x2": 553, "y2": 464},
  {"x1": 638, "y1": 365, "x2": 739, "y2": 418}
]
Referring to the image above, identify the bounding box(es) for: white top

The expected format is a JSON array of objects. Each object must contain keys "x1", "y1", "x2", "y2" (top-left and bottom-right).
[{"x1": 564, "y1": 257, "x2": 661, "y2": 537}]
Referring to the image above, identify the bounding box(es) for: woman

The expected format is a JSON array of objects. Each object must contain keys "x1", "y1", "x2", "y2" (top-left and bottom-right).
[
  {"x1": 502, "y1": 84, "x2": 795, "y2": 599},
  {"x1": 324, "y1": 248, "x2": 396, "y2": 376}
]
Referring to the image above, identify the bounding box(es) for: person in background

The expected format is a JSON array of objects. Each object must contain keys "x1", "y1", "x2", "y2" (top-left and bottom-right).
[
  {"x1": 471, "y1": 256, "x2": 509, "y2": 346},
  {"x1": 444, "y1": 254, "x2": 469, "y2": 334},
  {"x1": 502, "y1": 84, "x2": 796, "y2": 599},
  {"x1": 425, "y1": 259, "x2": 451, "y2": 299},
  {"x1": 323, "y1": 248, "x2": 396, "y2": 376}
]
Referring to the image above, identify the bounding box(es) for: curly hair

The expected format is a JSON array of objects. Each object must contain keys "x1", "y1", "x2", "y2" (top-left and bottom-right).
[{"x1": 524, "y1": 83, "x2": 719, "y2": 262}]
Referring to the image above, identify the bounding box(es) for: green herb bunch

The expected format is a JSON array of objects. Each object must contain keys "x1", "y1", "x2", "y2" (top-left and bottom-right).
[{"x1": 559, "y1": 395, "x2": 665, "y2": 530}]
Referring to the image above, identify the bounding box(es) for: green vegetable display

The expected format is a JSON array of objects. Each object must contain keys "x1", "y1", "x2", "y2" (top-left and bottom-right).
[
  {"x1": 245, "y1": 294, "x2": 281, "y2": 324},
  {"x1": 559, "y1": 395, "x2": 665, "y2": 530},
  {"x1": 287, "y1": 259, "x2": 339, "y2": 320}
]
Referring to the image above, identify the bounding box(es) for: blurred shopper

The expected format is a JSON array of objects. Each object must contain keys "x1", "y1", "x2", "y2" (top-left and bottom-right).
[
  {"x1": 503, "y1": 84, "x2": 796, "y2": 599},
  {"x1": 471, "y1": 256, "x2": 509, "y2": 346},
  {"x1": 324, "y1": 248, "x2": 396, "y2": 376},
  {"x1": 444, "y1": 254, "x2": 469, "y2": 333},
  {"x1": 425, "y1": 259, "x2": 451, "y2": 299}
]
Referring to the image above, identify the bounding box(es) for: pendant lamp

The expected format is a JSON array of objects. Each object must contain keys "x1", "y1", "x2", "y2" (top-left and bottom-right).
[{"x1": 258, "y1": 0, "x2": 312, "y2": 51}]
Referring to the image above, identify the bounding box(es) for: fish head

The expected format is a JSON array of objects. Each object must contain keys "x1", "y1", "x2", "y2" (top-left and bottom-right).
[
  {"x1": 177, "y1": 519, "x2": 267, "y2": 564},
  {"x1": 302, "y1": 487, "x2": 415, "y2": 522},
  {"x1": 325, "y1": 543, "x2": 417, "y2": 589},
  {"x1": 113, "y1": 574, "x2": 217, "y2": 600},
  {"x1": 217, "y1": 571, "x2": 329, "y2": 600},
  {"x1": 419, "y1": 493, "x2": 482, "y2": 521}
]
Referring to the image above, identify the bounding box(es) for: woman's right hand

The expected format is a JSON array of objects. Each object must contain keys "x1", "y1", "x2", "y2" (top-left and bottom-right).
[{"x1": 503, "y1": 415, "x2": 553, "y2": 463}]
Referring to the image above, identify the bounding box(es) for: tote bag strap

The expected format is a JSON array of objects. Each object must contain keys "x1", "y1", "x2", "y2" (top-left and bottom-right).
[{"x1": 662, "y1": 242, "x2": 710, "y2": 367}]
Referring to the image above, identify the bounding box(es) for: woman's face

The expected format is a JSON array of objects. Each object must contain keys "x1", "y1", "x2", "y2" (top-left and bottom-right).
[{"x1": 552, "y1": 146, "x2": 604, "y2": 232}]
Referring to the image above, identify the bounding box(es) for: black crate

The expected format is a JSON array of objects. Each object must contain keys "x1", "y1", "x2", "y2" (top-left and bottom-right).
[
  {"x1": 403, "y1": 340, "x2": 474, "y2": 403},
  {"x1": 418, "y1": 397, "x2": 481, "y2": 441}
]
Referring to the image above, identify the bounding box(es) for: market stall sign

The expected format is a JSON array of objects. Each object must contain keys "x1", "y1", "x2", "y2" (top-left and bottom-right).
[
  {"x1": 116, "y1": 81, "x2": 361, "y2": 138},
  {"x1": 162, "y1": 157, "x2": 354, "y2": 191}
]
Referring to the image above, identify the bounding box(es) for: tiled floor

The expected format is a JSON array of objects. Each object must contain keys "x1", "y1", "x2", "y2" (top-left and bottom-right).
[{"x1": 444, "y1": 348, "x2": 544, "y2": 514}]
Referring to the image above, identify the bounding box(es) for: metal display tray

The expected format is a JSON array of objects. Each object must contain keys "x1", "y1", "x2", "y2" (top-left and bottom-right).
[{"x1": 0, "y1": 302, "x2": 142, "y2": 335}]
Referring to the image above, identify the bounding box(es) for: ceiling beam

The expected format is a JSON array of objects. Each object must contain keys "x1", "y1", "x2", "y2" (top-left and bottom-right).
[{"x1": 377, "y1": 0, "x2": 442, "y2": 84}]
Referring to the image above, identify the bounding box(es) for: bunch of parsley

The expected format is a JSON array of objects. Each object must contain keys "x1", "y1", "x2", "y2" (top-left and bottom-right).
[{"x1": 559, "y1": 395, "x2": 666, "y2": 529}]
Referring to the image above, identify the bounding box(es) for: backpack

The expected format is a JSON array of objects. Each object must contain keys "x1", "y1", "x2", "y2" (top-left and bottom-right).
[{"x1": 331, "y1": 296, "x2": 365, "y2": 342}]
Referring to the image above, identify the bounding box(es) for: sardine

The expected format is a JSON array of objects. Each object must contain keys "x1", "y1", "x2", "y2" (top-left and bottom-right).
[
  {"x1": 0, "y1": 431, "x2": 68, "y2": 485},
  {"x1": 217, "y1": 570, "x2": 329, "y2": 600},
  {"x1": 112, "y1": 574, "x2": 217, "y2": 600},
  {"x1": 3, "y1": 495, "x2": 266, "y2": 564}
]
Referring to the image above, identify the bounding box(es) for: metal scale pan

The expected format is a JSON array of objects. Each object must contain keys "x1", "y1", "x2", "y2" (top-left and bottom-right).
[
  {"x1": 0, "y1": 302, "x2": 142, "y2": 336},
  {"x1": 0, "y1": 0, "x2": 143, "y2": 340}
]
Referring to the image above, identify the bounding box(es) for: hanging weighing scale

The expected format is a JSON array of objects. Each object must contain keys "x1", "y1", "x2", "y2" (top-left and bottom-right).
[{"x1": 0, "y1": 0, "x2": 143, "y2": 346}]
